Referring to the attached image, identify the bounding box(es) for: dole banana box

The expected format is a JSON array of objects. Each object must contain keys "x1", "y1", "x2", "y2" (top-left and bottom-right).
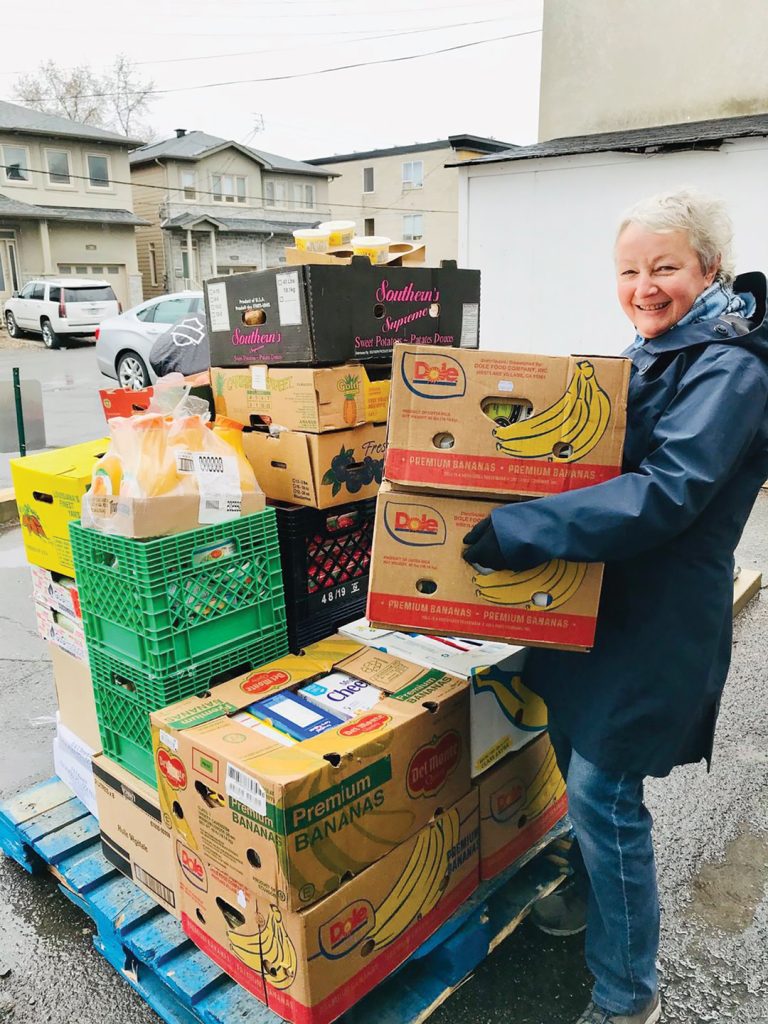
[
  {"x1": 11, "y1": 438, "x2": 109, "y2": 575},
  {"x1": 177, "y1": 789, "x2": 479, "y2": 1024},
  {"x1": 478, "y1": 733, "x2": 567, "y2": 881},
  {"x1": 339, "y1": 620, "x2": 548, "y2": 777},
  {"x1": 151, "y1": 637, "x2": 472, "y2": 913},
  {"x1": 385, "y1": 345, "x2": 630, "y2": 499},
  {"x1": 211, "y1": 365, "x2": 391, "y2": 433},
  {"x1": 368, "y1": 483, "x2": 603, "y2": 651},
  {"x1": 242, "y1": 423, "x2": 386, "y2": 509}
]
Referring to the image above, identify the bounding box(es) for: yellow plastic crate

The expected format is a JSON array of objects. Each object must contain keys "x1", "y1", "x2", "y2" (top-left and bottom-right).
[{"x1": 11, "y1": 438, "x2": 109, "y2": 575}]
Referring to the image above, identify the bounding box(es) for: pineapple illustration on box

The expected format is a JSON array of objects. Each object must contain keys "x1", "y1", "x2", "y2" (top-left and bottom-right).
[{"x1": 338, "y1": 372, "x2": 361, "y2": 427}]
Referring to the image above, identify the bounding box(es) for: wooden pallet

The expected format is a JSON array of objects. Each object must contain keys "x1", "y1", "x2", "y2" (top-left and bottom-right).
[{"x1": 0, "y1": 777, "x2": 569, "y2": 1024}]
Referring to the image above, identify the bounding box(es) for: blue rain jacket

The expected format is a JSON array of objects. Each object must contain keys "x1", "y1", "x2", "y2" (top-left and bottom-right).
[{"x1": 491, "y1": 272, "x2": 768, "y2": 777}]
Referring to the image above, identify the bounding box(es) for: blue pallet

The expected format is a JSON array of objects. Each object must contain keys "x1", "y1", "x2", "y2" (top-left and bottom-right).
[{"x1": 0, "y1": 778, "x2": 569, "y2": 1024}]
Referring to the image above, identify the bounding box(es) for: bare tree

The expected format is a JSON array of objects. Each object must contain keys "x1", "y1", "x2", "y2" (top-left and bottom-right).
[{"x1": 13, "y1": 55, "x2": 155, "y2": 138}]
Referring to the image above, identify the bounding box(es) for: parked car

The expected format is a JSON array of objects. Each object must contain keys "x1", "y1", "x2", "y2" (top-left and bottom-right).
[
  {"x1": 4, "y1": 278, "x2": 121, "y2": 350},
  {"x1": 96, "y1": 291, "x2": 204, "y2": 389}
]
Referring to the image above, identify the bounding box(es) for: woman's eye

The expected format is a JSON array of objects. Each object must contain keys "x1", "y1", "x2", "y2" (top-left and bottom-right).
[
  {"x1": 621, "y1": 269, "x2": 637, "y2": 277},
  {"x1": 655, "y1": 266, "x2": 676, "y2": 273}
]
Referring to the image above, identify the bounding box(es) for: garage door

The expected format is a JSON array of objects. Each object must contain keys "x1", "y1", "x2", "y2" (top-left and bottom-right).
[{"x1": 58, "y1": 263, "x2": 128, "y2": 308}]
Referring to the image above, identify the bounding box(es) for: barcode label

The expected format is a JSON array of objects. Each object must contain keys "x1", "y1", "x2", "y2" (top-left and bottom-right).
[
  {"x1": 134, "y1": 863, "x2": 176, "y2": 909},
  {"x1": 251, "y1": 365, "x2": 268, "y2": 391},
  {"x1": 159, "y1": 730, "x2": 178, "y2": 753},
  {"x1": 176, "y1": 451, "x2": 195, "y2": 474},
  {"x1": 226, "y1": 763, "x2": 266, "y2": 815}
]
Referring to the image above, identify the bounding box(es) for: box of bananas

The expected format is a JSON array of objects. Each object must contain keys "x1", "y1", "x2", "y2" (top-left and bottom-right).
[
  {"x1": 367, "y1": 483, "x2": 603, "y2": 650},
  {"x1": 177, "y1": 789, "x2": 478, "y2": 1024},
  {"x1": 385, "y1": 345, "x2": 631, "y2": 499}
]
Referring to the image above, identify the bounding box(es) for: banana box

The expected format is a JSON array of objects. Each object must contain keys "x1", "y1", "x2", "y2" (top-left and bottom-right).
[
  {"x1": 211, "y1": 365, "x2": 391, "y2": 433},
  {"x1": 385, "y1": 345, "x2": 630, "y2": 499},
  {"x1": 177, "y1": 789, "x2": 479, "y2": 1024},
  {"x1": 478, "y1": 733, "x2": 567, "y2": 881},
  {"x1": 151, "y1": 637, "x2": 472, "y2": 914},
  {"x1": 368, "y1": 483, "x2": 603, "y2": 651},
  {"x1": 11, "y1": 438, "x2": 110, "y2": 575}
]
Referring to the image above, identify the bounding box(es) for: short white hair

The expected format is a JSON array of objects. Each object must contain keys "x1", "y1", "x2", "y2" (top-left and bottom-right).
[{"x1": 616, "y1": 188, "x2": 735, "y2": 285}]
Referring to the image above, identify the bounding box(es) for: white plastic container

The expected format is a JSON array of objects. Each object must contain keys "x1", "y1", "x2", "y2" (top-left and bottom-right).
[
  {"x1": 293, "y1": 228, "x2": 331, "y2": 252},
  {"x1": 318, "y1": 220, "x2": 356, "y2": 246},
  {"x1": 351, "y1": 235, "x2": 391, "y2": 265}
]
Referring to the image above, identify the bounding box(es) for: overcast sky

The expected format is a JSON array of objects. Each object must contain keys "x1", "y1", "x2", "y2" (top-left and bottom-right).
[{"x1": 0, "y1": 0, "x2": 543, "y2": 159}]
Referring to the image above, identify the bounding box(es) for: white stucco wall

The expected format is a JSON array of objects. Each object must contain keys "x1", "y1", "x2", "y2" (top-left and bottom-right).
[{"x1": 458, "y1": 138, "x2": 768, "y2": 356}]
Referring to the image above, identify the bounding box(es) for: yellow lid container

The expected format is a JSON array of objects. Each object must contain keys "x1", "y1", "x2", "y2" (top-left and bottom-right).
[
  {"x1": 351, "y1": 235, "x2": 391, "y2": 265},
  {"x1": 317, "y1": 220, "x2": 356, "y2": 246},
  {"x1": 293, "y1": 228, "x2": 331, "y2": 252}
]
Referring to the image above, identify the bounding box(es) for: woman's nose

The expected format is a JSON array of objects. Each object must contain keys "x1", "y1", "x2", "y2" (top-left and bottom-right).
[{"x1": 635, "y1": 274, "x2": 658, "y2": 296}]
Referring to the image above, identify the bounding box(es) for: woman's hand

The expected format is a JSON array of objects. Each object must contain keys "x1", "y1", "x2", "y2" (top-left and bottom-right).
[{"x1": 462, "y1": 516, "x2": 506, "y2": 570}]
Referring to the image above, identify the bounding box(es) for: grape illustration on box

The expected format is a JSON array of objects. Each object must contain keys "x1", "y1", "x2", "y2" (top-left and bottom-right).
[{"x1": 322, "y1": 445, "x2": 383, "y2": 496}]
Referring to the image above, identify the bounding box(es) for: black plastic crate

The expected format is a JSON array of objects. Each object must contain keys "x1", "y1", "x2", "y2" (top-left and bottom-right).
[{"x1": 272, "y1": 498, "x2": 375, "y2": 653}]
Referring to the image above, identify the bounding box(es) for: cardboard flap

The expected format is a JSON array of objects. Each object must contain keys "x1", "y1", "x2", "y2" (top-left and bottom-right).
[
  {"x1": 335, "y1": 647, "x2": 427, "y2": 692},
  {"x1": 242, "y1": 429, "x2": 319, "y2": 505}
]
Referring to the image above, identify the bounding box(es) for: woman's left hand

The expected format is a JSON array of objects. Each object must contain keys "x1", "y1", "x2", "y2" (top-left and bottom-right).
[{"x1": 462, "y1": 516, "x2": 506, "y2": 570}]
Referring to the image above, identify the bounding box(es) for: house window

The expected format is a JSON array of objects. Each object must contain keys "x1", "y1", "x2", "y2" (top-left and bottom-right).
[
  {"x1": 149, "y1": 243, "x2": 158, "y2": 286},
  {"x1": 212, "y1": 174, "x2": 246, "y2": 203},
  {"x1": 87, "y1": 154, "x2": 110, "y2": 188},
  {"x1": 362, "y1": 167, "x2": 374, "y2": 194},
  {"x1": 402, "y1": 213, "x2": 424, "y2": 241},
  {"x1": 364, "y1": 218, "x2": 375, "y2": 235},
  {"x1": 45, "y1": 149, "x2": 71, "y2": 185},
  {"x1": 292, "y1": 183, "x2": 315, "y2": 210},
  {"x1": 402, "y1": 160, "x2": 423, "y2": 190},
  {"x1": 2, "y1": 145, "x2": 30, "y2": 183},
  {"x1": 181, "y1": 170, "x2": 196, "y2": 201}
]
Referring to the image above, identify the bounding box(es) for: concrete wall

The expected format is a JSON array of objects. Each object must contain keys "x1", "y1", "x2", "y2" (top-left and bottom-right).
[
  {"x1": 312, "y1": 146, "x2": 460, "y2": 265},
  {"x1": 539, "y1": 0, "x2": 768, "y2": 140},
  {"x1": 458, "y1": 139, "x2": 768, "y2": 356}
]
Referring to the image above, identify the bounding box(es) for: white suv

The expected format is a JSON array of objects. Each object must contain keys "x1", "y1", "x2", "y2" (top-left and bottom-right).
[{"x1": 4, "y1": 278, "x2": 121, "y2": 349}]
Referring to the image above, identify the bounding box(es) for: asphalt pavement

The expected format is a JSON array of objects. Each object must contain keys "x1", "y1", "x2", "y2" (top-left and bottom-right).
[{"x1": 0, "y1": 342, "x2": 766, "y2": 1024}]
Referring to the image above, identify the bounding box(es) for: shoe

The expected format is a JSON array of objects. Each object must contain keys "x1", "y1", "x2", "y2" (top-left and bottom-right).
[
  {"x1": 573, "y1": 992, "x2": 661, "y2": 1024},
  {"x1": 529, "y1": 880, "x2": 587, "y2": 936}
]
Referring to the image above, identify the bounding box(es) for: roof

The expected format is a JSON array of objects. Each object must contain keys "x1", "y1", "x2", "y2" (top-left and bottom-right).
[
  {"x1": 163, "y1": 212, "x2": 317, "y2": 234},
  {"x1": 304, "y1": 133, "x2": 516, "y2": 166},
  {"x1": 130, "y1": 131, "x2": 334, "y2": 178},
  {"x1": 0, "y1": 194, "x2": 148, "y2": 226},
  {"x1": 448, "y1": 113, "x2": 768, "y2": 167},
  {"x1": 0, "y1": 99, "x2": 143, "y2": 147}
]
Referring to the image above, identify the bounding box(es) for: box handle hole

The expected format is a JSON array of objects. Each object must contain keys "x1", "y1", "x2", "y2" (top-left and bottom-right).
[
  {"x1": 373, "y1": 303, "x2": 385, "y2": 319},
  {"x1": 416, "y1": 579, "x2": 437, "y2": 595},
  {"x1": 484, "y1": 397, "x2": 533, "y2": 428},
  {"x1": 172, "y1": 801, "x2": 184, "y2": 820},
  {"x1": 324, "y1": 752, "x2": 342, "y2": 768},
  {"x1": 552, "y1": 442, "x2": 574, "y2": 460},
  {"x1": 270, "y1": 460, "x2": 287, "y2": 470},
  {"x1": 432, "y1": 432, "x2": 454, "y2": 450},
  {"x1": 32, "y1": 491, "x2": 53, "y2": 504},
  {"x1": 195, "y1": 780, "x2": 225, "y2": 808},
  {"x1": 196, "y1": 908, "x2": 206, "y2": 924},
  {"x1": 428, "y1": 303, "x2": 440, "y2": 318},
  {"x1": 216, "y1": 896, "x2": 246, "y2": 928},
  {"x1": 242, "y1": 308, "x2": 267, "y2": 327},
  {"x1": 247, "y1": 848, "x2": 261, "y2": 869},
  {"x1": 422, "y1": 701, "x2": 439, "y2": 715}
]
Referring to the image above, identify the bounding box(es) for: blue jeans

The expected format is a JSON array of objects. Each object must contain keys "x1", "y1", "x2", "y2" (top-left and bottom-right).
[{"x1": 549, "y1": 724, "x2": 660, "y2": 1016}]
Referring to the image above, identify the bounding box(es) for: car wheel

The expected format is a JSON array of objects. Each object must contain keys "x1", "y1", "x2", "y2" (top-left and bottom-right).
[
  {"x1": 5, "y1": 312, "x2": 23, "y2": 338},
  {"x1": 117, "y1": 351, "x2": 150, "y2": 390},
  {"x1": 41, "y1": 319, "x2": 62, "y2": 350}
]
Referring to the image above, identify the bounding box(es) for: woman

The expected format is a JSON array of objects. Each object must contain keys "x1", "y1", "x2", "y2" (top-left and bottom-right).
[{"x1": 463, "y1": 189, "x2": 768, "y2": 1024}]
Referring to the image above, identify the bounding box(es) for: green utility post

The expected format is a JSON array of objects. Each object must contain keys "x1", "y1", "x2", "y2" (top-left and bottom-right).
[{"x1": 12, "y1": 367, "x2": 26, "y2": 457}]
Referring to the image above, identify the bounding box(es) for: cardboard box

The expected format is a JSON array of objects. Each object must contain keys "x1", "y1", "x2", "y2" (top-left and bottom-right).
[
  {"x1": 203, "y1": 262, "x2": 480, "y2": 367},
  {"x1": 284, "y1": 241, "x2": 427, "y2": 267},
  {"x1": 178, "y1": 789, "x2": 479, "y2": 1024},
  {"x1": 385, "y1": 346, "x2": 630, "y2": 499},
  {"x1": 368, "y1": 484, "x2": 604, "y2": 651},
  {"x1": 211, "y1": 365, "x2": 391, "y2": 433},
  {"x1": 81, "y1": 489, "x2": 265, "y2": 539},
  {"x1": 36, "y1": 602, "x2": 87, "y2": 661},
  {"x1": 53, "y1": 713, "x2": 99, "y2": 818},
  {"x1": 151, "y1": 637, "x2": 472, "y2": 913},
  {"x1": 242, "y1": 424, "x2": 386, "y2": 509},
  {"x1": 30, "y1": 565, "x2": 81, "y2": 619},
  {"x1": 478, "y1": 734, "x2": 567, "y2": 881},
  {"x1": 99, "y1": 384, "x2": 216, "y2": 422},
  {"x1": 338, "y1": 620, "x2": 548, "y2": 776},
  {"x1": 93, "y1": 755, "x2": 180, "y2": 917},
  {"x1": 11, "y1": 438, "x2": 110, "y2": 575},
  {"x1": 50, "y1": 642, "x2": 100, "y2": 751}
]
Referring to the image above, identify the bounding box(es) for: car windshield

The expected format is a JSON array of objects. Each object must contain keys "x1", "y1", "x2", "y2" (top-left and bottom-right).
[{"x1": 64, "y1": 286, "x2": 116, "y2": 302}]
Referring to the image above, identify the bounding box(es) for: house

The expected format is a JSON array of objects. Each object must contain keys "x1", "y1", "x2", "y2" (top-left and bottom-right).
[
  {"x1": 0, "y1": 100, "x2": 147, "y2": 309},
  {"x1": 129, "y1": 131, "x2": 335, "y2": 296},
  {"x1": 454, "y1": 115, "x2": 768, "y2": 356},
  {"x1": 304, "y1": 135, "x2": 514, "y2": 265}
]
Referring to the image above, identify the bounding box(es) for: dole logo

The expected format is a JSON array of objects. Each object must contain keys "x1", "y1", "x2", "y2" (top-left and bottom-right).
[
  {"x1": 177, "y1": 840, "x2": 208, "y2": 891},
  {"x1": 402, "y1": 351, "x2": 466, "y2": 400},
  {"x1": 490, "y1": 778, "x2": 526, "y2": 823},
  {"x1": 319, "y1": 899, "x2": 374, "y2": 959},
  {"x1": 241, "y1": 669, "x2": 291, "y2": 695},
  {"x1": 157, "y1": 749, "x2": 187, "y2": 790},
  {"x1": 384, "y1": 502, "x2": 446, "y2": 548},
  {"x1": 406, "y1": 731, "x2": 462, "y2": 798}
]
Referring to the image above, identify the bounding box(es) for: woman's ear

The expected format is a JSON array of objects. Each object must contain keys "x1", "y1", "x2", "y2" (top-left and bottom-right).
[{"x1": 706, "y1": 256, "x2": 721, "y2": 286}]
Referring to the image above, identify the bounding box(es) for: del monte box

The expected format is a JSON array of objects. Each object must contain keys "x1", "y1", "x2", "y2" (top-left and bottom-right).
[{"x1": 151, "y1": 636, "x2": 472, "y2": 913}]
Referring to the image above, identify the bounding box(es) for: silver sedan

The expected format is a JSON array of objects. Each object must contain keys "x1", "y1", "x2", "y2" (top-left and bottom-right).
[{"x1": 95, "y1": 291, "x2": 204, "y2": 389}]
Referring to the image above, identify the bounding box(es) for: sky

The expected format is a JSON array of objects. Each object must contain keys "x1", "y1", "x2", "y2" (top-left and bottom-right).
[{"x1": 0, "y1": 0, "x2": 543, "y2": 160}]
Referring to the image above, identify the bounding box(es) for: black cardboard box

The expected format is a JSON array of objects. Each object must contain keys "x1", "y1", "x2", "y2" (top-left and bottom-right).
[{"x1": 203, "y1": 259, "x2": 481, "y2": 367}]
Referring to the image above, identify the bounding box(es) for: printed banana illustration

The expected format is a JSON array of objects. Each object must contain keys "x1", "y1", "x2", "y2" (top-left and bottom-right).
[
  {"x1": 367, "y1": 807, "x2": 459, "y2": 952},
  {"x1": 472, "y1": 669, "x2": 548, "y2": 730},
  {"x1": 493, "y1": 360, "x2": 612, "y2": 462},
  {"x1": 473, "y1": 559, "x2": 587, "y2": 610},
  {"x1": 228, "y1": 904, "x2": 297, "y2": 989}
]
